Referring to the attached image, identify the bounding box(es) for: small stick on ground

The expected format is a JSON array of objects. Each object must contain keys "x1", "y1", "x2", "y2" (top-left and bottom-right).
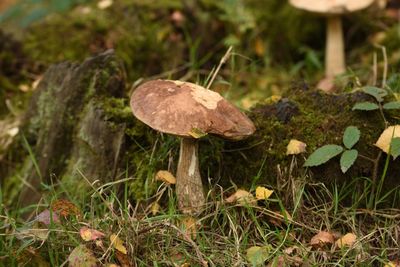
[{"x1": 206, "y1": 46, "x2": 233, "y2": 90}]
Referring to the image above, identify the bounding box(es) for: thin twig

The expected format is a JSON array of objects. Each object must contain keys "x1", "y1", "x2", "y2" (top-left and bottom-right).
[{"x1": 206, "y1": 46, "x2": 233, "y2": 90}]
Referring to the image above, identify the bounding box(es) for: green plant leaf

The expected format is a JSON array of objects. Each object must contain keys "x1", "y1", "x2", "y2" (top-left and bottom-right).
[
  {"x1": 390, "y1": 137, "x2": 400, "y2": 160},
  {"x1": 352, "y1": 102, "x2": 379, "y2": 111},
  {"x1": 246, "y1": 246, "x2": 270, "y2": 266},
  {"x1": 343, "y1": 126, "x2": 360, "y2": 149},
  {"x1": 362, "y1": 86, "x2": 387, "y2": 102},
  {"x1": 304, "y1": 145, "x2": 343, "y2": 167},
  {"x1": 340, "y1": 149, "x2": 358, "y2": 173},
  {"x1": 383, "y1": 101, "x2": 400, "y2": 110}
]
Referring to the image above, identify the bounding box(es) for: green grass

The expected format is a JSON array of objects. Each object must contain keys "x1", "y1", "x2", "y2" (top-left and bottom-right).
[{"x1": 1, "y1": 164, "x2": 399, "y2": 266}]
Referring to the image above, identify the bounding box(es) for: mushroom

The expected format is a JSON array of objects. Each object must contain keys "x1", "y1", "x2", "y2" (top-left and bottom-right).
[
  {"x1": 289, "y1": 0, "x2": 375, "y2": 90},
  {"x1": 130, "y1": 80, "x2": 255, "y2": 214}
]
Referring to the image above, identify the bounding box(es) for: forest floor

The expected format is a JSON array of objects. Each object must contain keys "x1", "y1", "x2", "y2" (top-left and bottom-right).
[{"x1": 1, "y1": 0, "x2": 400, "y2": 266}]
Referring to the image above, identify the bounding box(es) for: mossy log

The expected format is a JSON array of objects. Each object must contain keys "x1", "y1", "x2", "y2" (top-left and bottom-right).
[{"x1": 1, "y1": 52, "x2": 399, "y2": 209}]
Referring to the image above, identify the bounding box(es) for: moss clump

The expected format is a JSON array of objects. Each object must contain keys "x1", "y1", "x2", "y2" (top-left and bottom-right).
[{"x1": 212, "y1": 85, "x2": 398, "y2": 203}]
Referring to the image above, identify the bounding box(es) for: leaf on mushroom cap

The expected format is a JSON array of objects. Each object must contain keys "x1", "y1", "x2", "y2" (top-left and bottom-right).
[
  {"x1": 130, "y1": 80, "x2": 255, "y2": 140},
  {"x1": 289, "y1": 0, "x2": 375, "y2": 15}
]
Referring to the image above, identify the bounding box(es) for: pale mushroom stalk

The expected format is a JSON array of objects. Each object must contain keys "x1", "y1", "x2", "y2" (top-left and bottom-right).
[
  {"x1": 326, "y1": 16, "x2": 345, "y2": 77},
  {"x1": 176, "y1": 138, "x2": 205, "y2": 213}
]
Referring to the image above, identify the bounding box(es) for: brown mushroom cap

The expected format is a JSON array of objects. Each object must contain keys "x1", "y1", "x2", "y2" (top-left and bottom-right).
[
  {"x1": 130, "y1": 80, "x2": 256, "y2": 140},
  {"x1": 289, "y1": 0, "x2": 375, "y2": 15}
]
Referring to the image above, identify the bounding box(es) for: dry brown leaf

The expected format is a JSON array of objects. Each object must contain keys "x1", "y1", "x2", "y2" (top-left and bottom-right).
[
  {"x1": 335, "y1": 233, "x2": 357, "y2": 248},
  {"x1": 80, "y1": 227, "x2": 105, "y2": 241},
  {"x1": 51, "y1": 199, "x2": 81, "y2": 218},
  {"x1": 310, "y1": 231, "x2": 334, "y2": 248},
  {"x1": 269, "y1": 210, "x2": 292, "y2": 226},
  {"x1": 225, "y1": 189, "x2": 256, "y2": 205},
  {"x1": 155, "y1": 170, "x2": 176, "y2": 184},
  {"x1": 181, "y1": 216, "x2": 197, "y2": 240},
  {"x1": 36, "y1": 209, "x2": 60, "y2": 225},
  {"x1": 375, "y1": 125, "x2": 400, "y2": 153},
  {"x1": 255, "y1": 186, "x2": 273, "y2": 200},
  {"x1": 286, "y1": 139, "x2": 307, "y2": 155},
  {"x1": 110, "y1": 234, "x2": 127, "y2": 254},
  {"x1": 115, "y1": 250, "x2": 131, "y2": 267},
  {"x1": 16, "y1": 228, "x2": 49, "y2": 241}
]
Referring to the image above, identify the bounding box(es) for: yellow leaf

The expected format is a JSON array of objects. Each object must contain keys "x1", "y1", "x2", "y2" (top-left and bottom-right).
[
  {"x1": 188, "y1": 127, "x2": 207, "y2": 139},
  {"x1": 385, "y1": 261, "x2": 400, "y2": 267},
  {"x1": 375, "y1": 125, "x2": 400, "y2": 153},
  {"x1": 286, "y1": 139, "x2": 307, "y2": 155},
  {"x1": 97, "y1": 0, "x2": 113, "y2": 9},
  {"x1": 225, "y1": 189, "x2": 256, "y2": 205},
  {"x1": 80, "y1": 227, "x2": 105, "y2": 241},
  {"x1": 155, "y1": 170, "x2": 176, "y2": 184},
  {"x1": 151, "y1": 201, "x2": 161, "y2": 215},
  {"x1": 246, "y1": 246, "x2": 270, "y2": 266},
  {"x1": 255, "y1": 186, "x2": 273, "y2": 200},
  {"x1": 335, "y1": 233, "x2": 356, "y2": 248},
  {"x1": 110, "y1": 234, "x2": 127, "y2": 254},
  {"x1": 254, "y1": 38, "x2": 265, "y2": 57},
  {"x1": 310, "y1": 231, "x2": 334, "y2": 248},
  {"x1": 264, "y1": 95, "x2": 281, "y2": 105},
  {"x1": 181, "y1": 216, "x2": 197, "y2": 240}
]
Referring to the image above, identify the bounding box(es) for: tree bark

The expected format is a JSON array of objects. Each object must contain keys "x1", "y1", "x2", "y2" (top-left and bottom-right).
[{"x1": 176, "y1": 138, "x2": 206, "y2": 214}]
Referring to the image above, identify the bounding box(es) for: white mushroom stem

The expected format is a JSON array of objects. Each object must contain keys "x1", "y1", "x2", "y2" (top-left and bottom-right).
[
  {"x1": 176, "y1": 138, "x2": 206, "y2": 214},
  {"x1": 325, "y1": 16, "x2": 346, "y2": 78}
]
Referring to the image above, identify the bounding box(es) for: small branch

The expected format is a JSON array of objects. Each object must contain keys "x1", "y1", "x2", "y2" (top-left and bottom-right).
[
  {"x1": 206, "y1": 46, "x2": 233, "y2": 90},
  {"x1": 368, "y1": 151, "x2": 382, "y2": 209}
]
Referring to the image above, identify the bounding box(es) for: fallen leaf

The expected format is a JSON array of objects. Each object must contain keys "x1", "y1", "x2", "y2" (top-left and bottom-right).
[
  {"x1": 255, "y1": 186, "x2": 273, "y2": 200},
  {"x1": 115, "y1": 250, "x2": 131, "y2": 267},
  {"x1": 7, "y1": 127, "x2": 19, "y2": 137},
  {"x1": 254, "y1": 38, "x2": 265, "y2": 57},
  {"x1": 36, "y1": 209, "x2": 60, "y2": 225},
  {"x1": 310, "y1": 231, "x2": 334, "y2": 248},
  {"x1": 246, "y1": 246, "x2": 270, "y2": 266},
  {"x1": 264, "y1": 95, "x2": 282, "y2": 105},
  {"x1": 68, "y1": 245, "x2": 98, "y2": 267},
  {"x1": 267, "y1": 255, "x2": 285, "y2": 267},
  {"x1": 181, "y1": 216, "x2": 197, "y2": 240},
  {"x1": 188, "y1": 127, "x2": 207, "y2": 138},
  {"x1": 155, "y1": 170, "x2": 176, "y2": 184},
  {"x1": 269, "y1": 210, "x2": 292, "y2": 226},
  {"x1": 286, "y1": 139, "x2": 307, "y2": 155},
  {"x1": 16, "y1": 247, "x2": 50, "y2": 267},
  {"x1": 97, "y1": 0, "x2": 113, "y2": 9},
  {"x1": 51, "y1": 199, "x2": 81, "y2": 217},
  {"x1": 110, "y1": 234, "x2": 127, "y2": 254},
  {"x1": 225, "y1": 189, "x2": 256, "y2": 205},
  {"x1": 80, "y1": 227, "x2": 105, "y2": 241},
  {"x1": 16, "y1": 228, "x2": 49, "y2": 241},
  {"x1": 335, "y1": 233, "x2": 357, "y2": 249},
  {"x1": 385, "y1": 261, "x2": 400, "y2": 267},
  {"x1": 375, "y1": 125, "x2": 400, "y2": 153},
  {"x1": 19, "y1": 84, "x2": 30, "y2": 92},
  {"x1": 151, "y1": 201, "x2": 161, "y2": 215}
]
